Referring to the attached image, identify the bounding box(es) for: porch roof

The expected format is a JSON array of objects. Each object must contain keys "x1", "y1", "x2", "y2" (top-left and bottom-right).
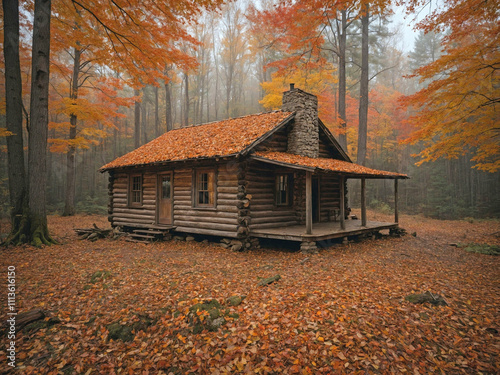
[{"x1": 252, "y1": 151, "x2": 408, "y2": 179}]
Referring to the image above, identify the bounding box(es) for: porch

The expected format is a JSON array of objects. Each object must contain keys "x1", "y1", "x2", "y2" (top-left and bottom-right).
[{"x1": 251, "y1": 219, "x2": 398, "y2": 242}]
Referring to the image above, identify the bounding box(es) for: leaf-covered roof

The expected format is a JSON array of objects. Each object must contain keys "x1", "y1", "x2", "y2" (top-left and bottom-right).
[
  {"x1": 253, "y1": 151, "x2": 408, "y2": 179},
  {"x1": 100, "y1": 111, "x2": 294, "y2": 171}
]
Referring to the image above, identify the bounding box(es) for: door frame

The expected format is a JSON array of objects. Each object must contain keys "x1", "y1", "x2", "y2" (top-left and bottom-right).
[{"x1": 157, "y1": 172, "x2": 173, "y2": 225}]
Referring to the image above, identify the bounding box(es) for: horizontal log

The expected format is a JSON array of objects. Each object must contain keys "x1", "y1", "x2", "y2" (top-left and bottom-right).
[
  {"x1": 217, "y1": 199, "x2": 238, "y2": 206},
  {"x1": 173, "y1": 209, "x2": 237, "y2": 218},
  {"x1": 251, "y1": 215, "x2": 297, "y2": 224},
  {"x1": 174, "y1": 227, "x2": 238, "y2": 238},
  {"x1": 250, "y1": 204, "x2": 275, "y2": 211},
  {"x1": 218, "y1": 180, "x2": 238, "y2": 187},
  {"x1": 174, "y1": 215, "x2": 237, "y2": 225},
  {"x1": 112, "y1": 216, "x2": 155, "y2": 224},
  {"x1": 173, "y1": 191, "x2": 192, "y2": 197},
  {"x1": 173, "y1": 220, "x2": 238, "y2": 231},
  {"x1": 174, "y1": 204, "x2": 238, "y2": 212},
  {"x1": 112, "y1": 212, "x2": 155, "y2": 220},
  {"x1": 217, "y1": 186, "x2": 239, "y2": 194},
  {"x1": 113, "y1": 209, "x2": 156, "y2": 215},
  {"x1": 250, "y1": 210, "x2": 296, "y2": 217},
  {"x1": 217, "y1": 193, "x2": 237, "y2": 200}
]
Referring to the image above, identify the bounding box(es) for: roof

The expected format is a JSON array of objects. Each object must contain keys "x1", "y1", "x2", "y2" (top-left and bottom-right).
[
  {"x1": 252, "y1": 151, "x2": 408, "y2": 179},
  {"x1": 100, "y1": 111, "x2": 294, "y2": 171}
]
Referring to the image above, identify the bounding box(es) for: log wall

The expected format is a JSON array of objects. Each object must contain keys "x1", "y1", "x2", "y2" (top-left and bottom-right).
[
  {"x1": 254, "y1": 124, "x2": 289, "y2": 152},
  {"x1": 111, "y1": 171, "x2": 157, "y2": 228},
  {"x1": 319, "y1": 174, "x2": 342, "y2": 222},
  {"x1": 109, "y1": 161, "x2": 240, "y2": 236},
  {"x1": 173, "y1": 161, "x2": 239, "y2": 238},
  {"x1": 247, "y1": 161, "x2": 298, "y2": 230}
]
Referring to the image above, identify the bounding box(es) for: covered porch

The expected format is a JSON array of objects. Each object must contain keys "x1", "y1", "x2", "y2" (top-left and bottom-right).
[
  {"x1": 250, "y1": 152, "x2": 408, "y2": 249},
  {"x1": 251, "y1": 219, "x2": 399, "y2": 242}
]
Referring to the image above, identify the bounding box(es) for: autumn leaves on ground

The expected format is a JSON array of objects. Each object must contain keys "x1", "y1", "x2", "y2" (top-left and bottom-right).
[{"x1": 1, "y1": 214, "x2": 499, "y2": 374}]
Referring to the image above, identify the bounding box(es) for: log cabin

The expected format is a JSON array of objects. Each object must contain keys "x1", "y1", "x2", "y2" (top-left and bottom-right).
[{"x1": 100, "y1": 85, "x2": 408, "y2": 250}]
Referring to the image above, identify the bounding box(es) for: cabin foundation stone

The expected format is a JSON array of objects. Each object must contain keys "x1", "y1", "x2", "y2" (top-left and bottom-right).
[{"x1": 301, "y1": 241, "x2": 318, "y2": 254}]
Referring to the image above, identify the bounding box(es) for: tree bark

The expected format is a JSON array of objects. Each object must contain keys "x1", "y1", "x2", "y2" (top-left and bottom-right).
[
  {"x1": 184, "y1": 72, "x2": 189, "y2": 127},
  {"x1": 357, "y1": 4, "x2": 369, "y2": 166},
  {"x1": 63, "y1": 47, "x2": 81, "y2": 216},
  {"x1": 27, "y1": 0, "x2": 55, "y2": 246},
  {"x1": 165, "y1": 79, "x2": 173, "y2": 132},
  {"x1": 337, "y1": 10, "x2": 348, "y2": 151},
  {"x1": 134, "y1": 89, "x2": 141, "y2": 148},
  {"x1": 141, "y1": 87, "x2": 148, "y2": 143},
  {"x1": 2, "y1": 0, "x2": 27, "y2": 243},
  {"x1": 154, "y1": 85, "x2": 159, "y2": 137}
]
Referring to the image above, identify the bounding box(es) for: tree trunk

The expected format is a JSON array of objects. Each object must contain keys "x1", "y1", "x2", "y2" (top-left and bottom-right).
[
  {"x1": 154, "y1": 85, "x2": 159, "y2": 137},
  {"x1": 165, "y1": 79, "x2": 173, "y2": 132},
  {"x1": 184, "y1": 72, "x2": 189, "y2": 127},
  {"x1": 2, "y1": 0, "x2": 27, "y2": 244},
  {"x1": 337, "y1": 10, "x2": 348, "y2": 151},
  {"x1": 134, "y1": 89, "x2": 141, "y2": 148},
  {"x1": 63, "y1": 47, "x2": 81, "y2": 216},
  {"x1": 357, "y1": 4, "x2": 369, "y2": 166},
  {"x1": 141, "y1": 87, "x2": 148, "y2": 143},
  {"x1": 27, "y1": 0, "x2": 55, "y2": 247}
]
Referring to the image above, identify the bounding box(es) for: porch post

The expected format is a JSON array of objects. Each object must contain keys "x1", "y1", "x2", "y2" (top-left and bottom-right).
[
  {"x1": 394, "y1": 178, "x2": 399, "y2": 223},
  {"x1": 340, "y1": 175, "x2": 346, "y2": 230},
  {"x1": 361, "y1": 177, "x2": 367, "y2": 227},
  {"x1": 306, "y1": 171, "x2": 313, "y2": 234}
]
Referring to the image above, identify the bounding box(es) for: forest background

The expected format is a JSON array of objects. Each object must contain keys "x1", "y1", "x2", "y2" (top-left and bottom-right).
[{"x1": 1, "y1": 0, "x2": 499, "y2": 225}]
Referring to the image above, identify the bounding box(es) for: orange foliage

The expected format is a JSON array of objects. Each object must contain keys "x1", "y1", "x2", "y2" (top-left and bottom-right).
[
  {"x1": 400, "y1": 0, "x2": 500, "y2": 172},
  {"x1": 101, "y1": 111, "x2": 294, "y2": 170},
  {"x1": 254, "y1": 151, "x2": 407, "y2": 178}
]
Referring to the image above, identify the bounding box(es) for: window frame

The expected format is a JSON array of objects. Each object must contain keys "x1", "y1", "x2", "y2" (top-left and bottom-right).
[
  {"x1": 128, "y1": 173, "x2": 143, "y2": 207},
  {"x1": 275, "y1": 173, "x2": 293, "y2": 207},
  {"x1": 193, "y1": 168, "x2": 217, "y2": 209}
]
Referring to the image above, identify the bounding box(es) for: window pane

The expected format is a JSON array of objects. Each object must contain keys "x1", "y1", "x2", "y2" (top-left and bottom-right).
[{"x1": 162, "y1": 177, "x2": 171, "y2": 199}]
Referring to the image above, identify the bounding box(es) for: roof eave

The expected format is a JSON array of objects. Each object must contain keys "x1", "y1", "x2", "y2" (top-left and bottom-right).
[
  {"x1": 99, "y1": 153, "x2": 240, "y2": 173},
  {"x1": 250, "y1": 155, "x2": 408, "y2": 179}
]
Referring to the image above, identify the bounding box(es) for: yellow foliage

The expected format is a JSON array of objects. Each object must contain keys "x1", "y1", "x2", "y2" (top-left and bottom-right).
[
  {"x1": 260, "y1": 65, "x2": 339, "y2": 133},
  {"x1": 0, "y1": 128, "x2": 14, "y2": 137}
]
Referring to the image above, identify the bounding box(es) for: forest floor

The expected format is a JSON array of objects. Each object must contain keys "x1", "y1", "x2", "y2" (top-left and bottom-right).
[{"x1": 0, "y1": 212, "x2": 499, "y2": 374}]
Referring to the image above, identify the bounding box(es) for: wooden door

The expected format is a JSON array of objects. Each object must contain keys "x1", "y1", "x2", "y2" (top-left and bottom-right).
[{"x1": 157, "y1": 173, "x2": 173, "y2": 225}]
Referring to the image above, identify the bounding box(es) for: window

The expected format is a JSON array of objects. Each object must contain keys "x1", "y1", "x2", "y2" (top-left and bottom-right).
[
  {"x1": 194, "y1": 169, "x2": 215, "y2": 207},
  {"x1": 129, "y1": 175, "x2": 143, "y2": 205},
  {"x1": 276, "y1": 174, "x2": 292, "y2": 206}
]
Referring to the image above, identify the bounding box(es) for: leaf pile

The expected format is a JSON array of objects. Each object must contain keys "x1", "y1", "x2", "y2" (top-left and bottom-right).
[
  {"x1": 0, "y1": 213, "x2": 498, "y2": 374},
  {"x1": 100, "y1": 111, "x2": 293, "y2": 171}
]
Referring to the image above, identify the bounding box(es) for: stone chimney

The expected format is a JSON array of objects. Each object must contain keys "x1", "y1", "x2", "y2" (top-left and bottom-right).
[{"x1": 282, "y1": 84, "x2": 319, "y2": 158}]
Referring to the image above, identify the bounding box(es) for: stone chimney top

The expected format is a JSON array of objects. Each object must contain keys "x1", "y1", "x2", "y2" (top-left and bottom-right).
[{"x1": 282, "y1": 86, "x2": 319, "y2": 158}]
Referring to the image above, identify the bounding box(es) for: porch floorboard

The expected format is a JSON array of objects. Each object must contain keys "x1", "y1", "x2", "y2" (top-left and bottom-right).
[{"x1": 251, "y1": 220, "x2": 398, "y2": 242}]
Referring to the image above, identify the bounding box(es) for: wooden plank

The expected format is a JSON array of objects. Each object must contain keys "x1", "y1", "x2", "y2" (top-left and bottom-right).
[{"x1": 251, "y1": 221, "x2": 298, "y2": 230}]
